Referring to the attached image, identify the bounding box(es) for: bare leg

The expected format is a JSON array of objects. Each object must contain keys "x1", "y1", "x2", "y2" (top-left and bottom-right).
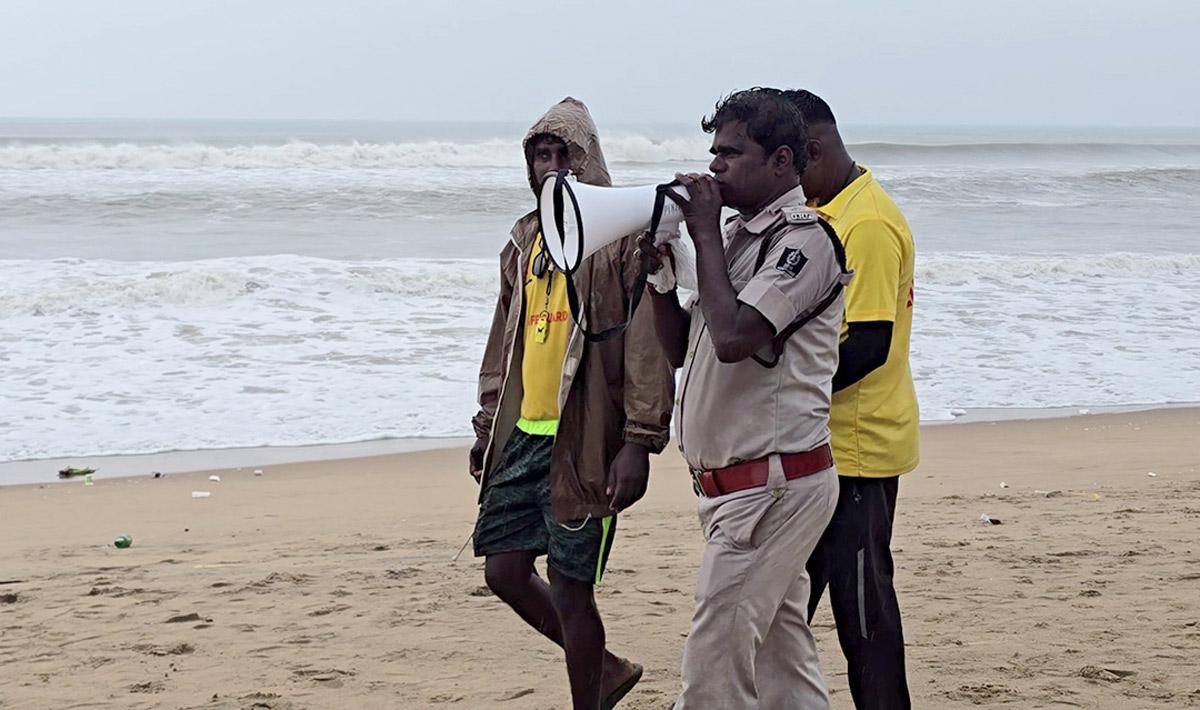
[
  {"x1": 485, "y1": 551, "x2": 564, "y2": 640},
  {"x1": 484, "y1": 553, "x2": 637, "y2": 703},
  {"x1": 549, "y1": 567, "x2": 608, "y2": 710}
]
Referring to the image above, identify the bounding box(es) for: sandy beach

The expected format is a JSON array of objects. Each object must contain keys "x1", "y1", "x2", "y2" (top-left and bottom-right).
[{"x1": 2, "y1": 408, "x2": 1199, "y2": 709}]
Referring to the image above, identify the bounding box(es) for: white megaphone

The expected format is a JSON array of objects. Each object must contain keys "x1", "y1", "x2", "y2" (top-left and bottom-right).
[{"x1": 537, "y1": 170, "x2": 689, "y2": 274}]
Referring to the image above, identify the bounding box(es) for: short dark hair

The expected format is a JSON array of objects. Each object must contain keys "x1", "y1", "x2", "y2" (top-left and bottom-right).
[
  {"x1": 782, "y1": 90, "x2": 836, "y2": 126},
  {"x1": 701, "y1": 88, "x2": 808, "y2": 175}
]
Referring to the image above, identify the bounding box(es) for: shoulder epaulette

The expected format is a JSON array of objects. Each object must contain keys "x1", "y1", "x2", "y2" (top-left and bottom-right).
[{"x1": 782, "y1": 207, "x2": 818, "y2": 225}]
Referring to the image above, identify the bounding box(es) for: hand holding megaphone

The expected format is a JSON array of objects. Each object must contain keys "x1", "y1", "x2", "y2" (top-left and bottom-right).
[
  {"x1": 639, "y1": 230, "x2": 698, "y2": 294},
  {"x1": 662, "y1": 172, "x2": 726, "y2": 249}
]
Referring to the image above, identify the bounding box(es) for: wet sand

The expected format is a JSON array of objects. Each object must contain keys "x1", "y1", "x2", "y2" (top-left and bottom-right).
[{"x1": 2, "y1": 408, "x2": 1198, "y2": 708}]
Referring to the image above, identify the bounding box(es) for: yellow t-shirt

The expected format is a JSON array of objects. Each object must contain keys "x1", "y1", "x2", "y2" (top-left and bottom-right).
[
  {"x1": 811, "y1": 167, "x2": 920, "y2": 477},
  {"x1": 517, "y1": 237, "x2": 572, "y2": 436}
]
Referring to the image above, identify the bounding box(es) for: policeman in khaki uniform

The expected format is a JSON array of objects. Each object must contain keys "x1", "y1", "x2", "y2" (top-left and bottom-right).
[{"x1": 639, "y1": 88, "x2": 851, "y2": 710}]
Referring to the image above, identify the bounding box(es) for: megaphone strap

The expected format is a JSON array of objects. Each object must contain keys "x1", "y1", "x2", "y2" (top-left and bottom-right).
[{"x1": 563, "y1": 258, "x2": 649, "y2": 343}]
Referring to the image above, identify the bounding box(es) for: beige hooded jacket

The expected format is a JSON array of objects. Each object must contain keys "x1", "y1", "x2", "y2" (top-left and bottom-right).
[{"x1": 471, "y1": 97, "x2": 675, "y2": 523}]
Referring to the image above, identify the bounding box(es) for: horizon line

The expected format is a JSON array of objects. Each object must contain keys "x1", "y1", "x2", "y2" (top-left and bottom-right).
[{"x1": 2, "y1": 116, "x2": 1199, "y2": 131}]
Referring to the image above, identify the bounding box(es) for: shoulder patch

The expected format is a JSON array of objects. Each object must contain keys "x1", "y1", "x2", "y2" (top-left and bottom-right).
[
  {"x1": 782, "y1": 207, "x2": 818, "y2": 225},
  {"x1": 775, "y1": 247, "x2": 808, "y2": 278}
]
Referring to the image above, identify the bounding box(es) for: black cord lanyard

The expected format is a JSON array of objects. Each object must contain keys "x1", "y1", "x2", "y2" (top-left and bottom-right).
[{"x1": 533, "y1": 239, "x2": 555, "y2": 343}]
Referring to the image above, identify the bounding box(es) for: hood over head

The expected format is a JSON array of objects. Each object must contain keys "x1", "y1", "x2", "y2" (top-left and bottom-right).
[{"x1": 523, "y1": 97, "x2": 612, "y2": 194}]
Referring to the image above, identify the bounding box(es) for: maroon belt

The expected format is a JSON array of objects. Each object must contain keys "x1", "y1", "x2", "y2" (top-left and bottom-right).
[{"x1": 692, "y1": 444, "x2": 833, "y2": 498}]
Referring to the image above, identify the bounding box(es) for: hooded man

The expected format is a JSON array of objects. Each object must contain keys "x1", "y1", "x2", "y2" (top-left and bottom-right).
[{"x1": 468, "y1": 97, "x2": 675, "y2": 710}]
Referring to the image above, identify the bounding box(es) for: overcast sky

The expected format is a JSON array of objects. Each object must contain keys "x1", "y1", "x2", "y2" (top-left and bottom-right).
[{"x1": 1, "y1": 0, "x2": 1197, "y2": 126}]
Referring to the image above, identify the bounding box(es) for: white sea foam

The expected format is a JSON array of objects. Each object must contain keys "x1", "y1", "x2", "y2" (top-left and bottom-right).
[
  {"x1": 2, "y1": 252, "x2": 1198, "y2": 462},
  {"x1": 0, "y1": 137, "x2": 712, "y2": 171},
  {"x1": 7, "y1": 138, "x2": 1197, "y2": 171}
]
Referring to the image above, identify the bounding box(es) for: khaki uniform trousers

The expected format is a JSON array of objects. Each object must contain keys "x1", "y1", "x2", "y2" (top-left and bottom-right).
[{"x1": 676, "y1": 459, "x2": 839, "y2": 709}]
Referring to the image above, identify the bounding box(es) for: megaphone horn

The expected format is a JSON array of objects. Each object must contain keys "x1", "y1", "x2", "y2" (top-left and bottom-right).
[{"x1": 537, "y1": 170, "x2": 689, "y2": 274}]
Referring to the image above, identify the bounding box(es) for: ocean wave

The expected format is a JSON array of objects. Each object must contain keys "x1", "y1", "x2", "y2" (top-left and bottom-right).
[
  {"x1": 7, "y1": 137, "x2": 1199, "y2": 171},
  {"x1": 3, "y1": 165, "x2": 1195, "y2": 224},
  {"x1": 854, "y1": 141, "x2": 1200, "y2": 164},
  {"x1": 0, "y1": 140, "x2": 522, "y2": 170},
  {"x1": 0, "y1": 185, "x2": 532, "y2": 220},
  {"x1": 917, "y1": 252, "x2": 1200, "y2": 286},
  {"x1": 0, "y1": 137, "x2": 709, "y2": 170},
  {"x1": 0, "y1": 256, "x2": 499, "y2": 316},
  {"x1": 1, "y1": 252, "x2": 1197, "y2": 461},
  {"x1": 0, "y1": 268, "x2": 266, "y2": 315},
  {"x1": 2, "y1": 252, "x2": 1197, "y2": 317}
]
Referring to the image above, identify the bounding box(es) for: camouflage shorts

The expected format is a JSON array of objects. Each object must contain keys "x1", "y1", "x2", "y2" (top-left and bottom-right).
[{"x1": 473, "y1": 430, "x2": 616, "y2": 584}]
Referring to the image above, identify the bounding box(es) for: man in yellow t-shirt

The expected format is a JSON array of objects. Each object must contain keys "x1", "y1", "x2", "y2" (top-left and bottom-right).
[{"x1": 786, "y1": 90, "x2": 918, "y2": 710}]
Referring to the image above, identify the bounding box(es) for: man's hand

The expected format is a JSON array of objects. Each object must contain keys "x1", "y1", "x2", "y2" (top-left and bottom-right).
[
  {"x1": 606, "y1": 442, "x2": 651, "y2": 513},
  {"x1": 665, "y1": 173, "x2": 724, "y2": 249},
  {"x1": 469, "y1": 435, "x2": 488, "y2": 483},
  {"x1": 636, "y1": 232, "x2": 672, "y2": 275}
]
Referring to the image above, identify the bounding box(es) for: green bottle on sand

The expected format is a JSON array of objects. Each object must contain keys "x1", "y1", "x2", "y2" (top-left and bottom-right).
[{"x1": 114, "y1": 535, "x2": 133, "y2": 549}]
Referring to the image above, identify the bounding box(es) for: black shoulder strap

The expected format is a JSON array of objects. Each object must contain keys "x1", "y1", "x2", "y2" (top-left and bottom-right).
[
  {"x1": 750, "y1": 216, "x2": 849, "y2": 368},
  {"x1": 752, "y1": 215, "x2": 846, "y2": 273}
]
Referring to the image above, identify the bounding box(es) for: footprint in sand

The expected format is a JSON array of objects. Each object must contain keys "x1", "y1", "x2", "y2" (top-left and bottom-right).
[
  {"x1": 292, "y1": 668, "x2": 355, "y2": 688},
  {"x1": 1077, "y1": 665, "x2": 1136, "y2": 682},
  {"x1": 165, "y1": 612, "x2": 212, "y2": 624},
  {"x1": 246, "y1": 572, "x2": 315, "y2": 591},
  {"x1": 132, "y1": 642, "x2": 195, "y2": 656},
  {"x1": 634, "y1": 585, "x2": 682, "y2": 595},
  {"x1": 945, "y1": 683, "x2": 1018, "y2": 702},
  {"x1": 384, "y1": 567, "x2": 422, "y2": 582},
  {"x1": 129, "y1": 681, "x2": 166, "y2": 694}
]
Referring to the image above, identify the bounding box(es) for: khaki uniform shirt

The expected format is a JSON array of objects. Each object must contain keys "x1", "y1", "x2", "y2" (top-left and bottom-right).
[{"x1": 677, "y1": 184, "x2": 846, "y2": 471}]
